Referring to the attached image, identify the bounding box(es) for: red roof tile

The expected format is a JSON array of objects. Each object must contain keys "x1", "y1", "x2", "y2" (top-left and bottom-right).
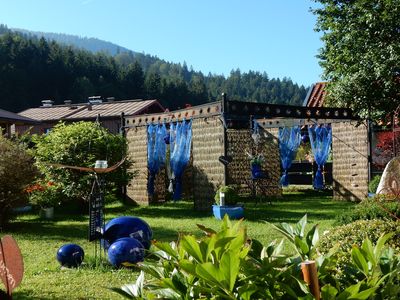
[{"x1": 304, "y1": 82, "x2": 327, "y2": 107}]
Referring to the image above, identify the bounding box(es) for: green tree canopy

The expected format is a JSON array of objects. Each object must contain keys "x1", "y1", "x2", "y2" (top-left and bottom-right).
[{"x1": 313, "y1": 0, "x2": 400, "y2": 121}]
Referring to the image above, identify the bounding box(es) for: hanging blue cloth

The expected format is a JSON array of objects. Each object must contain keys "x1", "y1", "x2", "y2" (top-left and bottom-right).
[
  {"x1": 308, "y1": 124, "x2": 332, "y2": 189},
  {"x1": 252, "y1": 119, "x2": 261, "y2": 144},
  {"x1": 278, "y1": 126, "x2": 302, "y2": 186},
  {"x1": 147, "y1": 123, "x2": 167, "y2": 195},
  {"x1": 170, "y1": 119, "x2": 192, "y2": 200}
]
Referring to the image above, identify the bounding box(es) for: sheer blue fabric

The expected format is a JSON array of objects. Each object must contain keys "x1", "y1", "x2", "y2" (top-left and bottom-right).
[
  {"x1": 278, "y1": 126, "x2": 301, "y2": 186},
  {"x1": 170, "y1": 119, "x2": 192, "y2": 200},
  {"x1": 308, "y1": 124, "x2": 332, "y2": 189},
  {"x1": 252, "y1": 119, "x2": 261, "y2": 144},
  {"x1": 147, "y1": 123, "x2": 167, "y2": 195}
]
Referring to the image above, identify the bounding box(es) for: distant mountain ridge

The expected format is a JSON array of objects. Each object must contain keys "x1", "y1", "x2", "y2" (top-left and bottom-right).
[
  {"x1": 0, "y1": 24, "x2": 308, "y2": 113},
  {"x1": 14, "y1": 28, "x2": 132, "y2": 56}
]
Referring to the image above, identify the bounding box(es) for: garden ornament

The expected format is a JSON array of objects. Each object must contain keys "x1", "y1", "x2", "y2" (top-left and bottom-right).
[{"x1": 0, "y1": 235, "x2": 24, "y2": 298}]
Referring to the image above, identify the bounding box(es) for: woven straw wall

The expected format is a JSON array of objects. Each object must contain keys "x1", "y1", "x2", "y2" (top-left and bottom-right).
[
  {"x1": 263, "y1": 128, "x2": 282, "y2": 196},
  {"x1": 332, "y1": 121, "x2": 368, "y2": 201},
  {"x1": 192, "y1": 117, "x2": 225, "y2": 210},
  {"x1": 126, "y1": 126, "x2": 149, "y2": 204},
  {"x1": 226, "y1": 127, "x2": 281, "y2": 197}
]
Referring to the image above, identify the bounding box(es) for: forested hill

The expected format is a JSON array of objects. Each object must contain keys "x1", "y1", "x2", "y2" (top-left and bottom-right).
[
  {"x1": 0, "y1": 24, "x2": 308, "y2": 113},
  {"x1": 14, "y1": 28, "x2": 132, "y2": 56}
]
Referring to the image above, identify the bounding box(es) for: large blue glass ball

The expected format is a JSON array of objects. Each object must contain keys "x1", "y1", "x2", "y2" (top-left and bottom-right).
[
  {"x1": 103, "y1": 216, "x2": 152, "y2": 250},
  {"x1": 56, "y1": 244, "x2": 84, "y2": 268},
  {"x1": 107, "y1": 237, "x2": 145, "y2": 267}
]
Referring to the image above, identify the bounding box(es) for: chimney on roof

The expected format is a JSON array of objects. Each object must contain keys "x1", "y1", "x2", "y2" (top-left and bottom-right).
[
  {"x1": 106, "y1": 97, "x2": 115, "y2": 102},
  {"x1": 41, "y1": 100, "x2": 54, "y2": 107},
  {"x1": 64, "y1": 100, "x2": 72, "y2": 106},
  {"x1": 88, "y1": 96, "x2": 103, "y2": 104}
]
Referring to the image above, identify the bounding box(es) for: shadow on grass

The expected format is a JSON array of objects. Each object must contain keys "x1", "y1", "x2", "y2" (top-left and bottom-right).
[
  {"x1": 8, "y1": 216, "x2": 182, "y2": 244},
  {"x1": 5, "y1": 192, "x2": 355, "y2": 240},
  {"x1": 105, "y1": 201, "x2": 212, "y2": 220},
  {"x1": 11, "y1": 291, "x2": 57, "y2": 300},
  {"x1": 7, "y1": 220, "x2": 88, "y2": 241}
]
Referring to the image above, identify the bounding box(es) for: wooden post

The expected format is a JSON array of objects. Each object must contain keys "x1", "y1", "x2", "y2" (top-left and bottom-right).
[{"x1": 301, "y1": 260, "x2": 320, "y2": 300}]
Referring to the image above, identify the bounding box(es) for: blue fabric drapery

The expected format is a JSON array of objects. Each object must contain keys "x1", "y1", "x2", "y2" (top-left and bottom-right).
[
  {"x1": 170, "y1": 119, "x2": 192, "y2": 200},
  {"x1": 308, "y1": 124, "x2": 332, "y2": 189},
  {"x1": 147, "y1": 123, "x2": 167, "y2": 195},
  {"x1": 278, "y1": 126, "x2": 302, "y2": 186},
  {"x1": 252, "y1": 119, "x2": 261, "y2": 144}
]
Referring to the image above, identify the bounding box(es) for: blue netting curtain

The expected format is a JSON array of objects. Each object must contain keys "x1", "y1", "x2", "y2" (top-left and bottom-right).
[
  {"x1": 278, "y1": 126, "x2": 302, "y2": 186},
  {"x1": 147, "y1": 123, "x2": 167, "y2": 195},
  {"x1": 169, "y1": 119, "x2": 192, "y2": 200},
  {"x1": 308, "y1": 124, "x2": 332, "y2": 189}
]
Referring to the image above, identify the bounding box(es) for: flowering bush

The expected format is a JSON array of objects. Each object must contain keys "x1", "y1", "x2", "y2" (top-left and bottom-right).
[
  {"x1": 33, "y1": 121, "x2": 133, "y2": 202},
  {"x1": 372, "y1": 131, "x2": 395, "y2": 170},
  {"x1": 26, "y1": 181, "x2": 62, "y2": 208}
]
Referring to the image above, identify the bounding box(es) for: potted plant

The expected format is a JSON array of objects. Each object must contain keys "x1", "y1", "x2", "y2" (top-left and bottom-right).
[
  {"x1": 26, "y1": 180, "x2": 61, "y2": 219},
  {"x1": 212, "y1": 185, "x2": 244, "y2": 220},
  {"x1": 249, "y1": 153, "x2": 266, "y2": 179}
]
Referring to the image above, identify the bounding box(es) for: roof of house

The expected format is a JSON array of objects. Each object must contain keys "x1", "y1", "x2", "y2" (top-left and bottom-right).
[
  {"x1": 303, "y1": 82, "x2": 327, "y2": 107},
  {"x1": 18, "y1": 99, "x2": 165, "y2": 122},
  {"x1": 0, "y1": 108, "x2": 38, "y2": 124}
]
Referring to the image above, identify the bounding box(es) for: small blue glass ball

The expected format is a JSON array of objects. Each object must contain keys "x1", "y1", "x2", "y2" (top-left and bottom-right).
[
  {"x1": 107, "y1": 237, "x2": 145, "y2": 267},
  {"x1": 103, "y1": 216, "x2": 153, "y2": 250},
  {"x1": 301, "y1": 134, "x2": 309, "y2": 143},
  {"x1": 56, "y1": 244, "x2": 84, "y2": 268}
]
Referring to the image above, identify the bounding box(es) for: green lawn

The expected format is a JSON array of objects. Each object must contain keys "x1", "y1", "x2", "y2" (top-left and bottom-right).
[{"x1": 2, "y1": 190, "x2": 354, "y2": 299}]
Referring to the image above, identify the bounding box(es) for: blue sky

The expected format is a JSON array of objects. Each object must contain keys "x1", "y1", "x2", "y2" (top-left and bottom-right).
[{"x1": 0, "y1": 0, "x2": 323, "y2": 86}]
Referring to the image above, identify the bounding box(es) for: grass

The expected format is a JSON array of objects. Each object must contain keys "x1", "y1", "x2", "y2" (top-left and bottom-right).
[{"x1": 2, "y1": 189, "x2": 355, "y2": 299}]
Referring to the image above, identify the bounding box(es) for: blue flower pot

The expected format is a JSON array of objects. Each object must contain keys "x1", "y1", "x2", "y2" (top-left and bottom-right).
[
  {"x1": 251, "y1": 164, "x2": 263, "y2": 179},
  {"x1": 212, "y1": 205, "x2": 244, "y2": 220}
]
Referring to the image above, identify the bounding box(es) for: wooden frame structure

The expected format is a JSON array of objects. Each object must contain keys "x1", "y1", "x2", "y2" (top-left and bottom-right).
[{"x1": 124, "y1": 96, "x2": 368, "y2": 209}]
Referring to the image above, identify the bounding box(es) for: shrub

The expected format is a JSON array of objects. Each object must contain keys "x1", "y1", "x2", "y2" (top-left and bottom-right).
[
  {"x1": 0, "y1": 136, "x2": 37, "y2": 229},
  {"x1": 336, "y1": 197, "x2": 400, "y2": 224},
  {"x1": 318, "y1": 219, "x2": 400, "y2": 268},
  {"x1": 33, "y1": 122, "x2": 133, "y2": 202},
  {"x1": 214, "y1": 185, "x2": 240, "y2": 205},
  {"x1": 368, "y1": 174, "x2": 381, "y2": 193}
]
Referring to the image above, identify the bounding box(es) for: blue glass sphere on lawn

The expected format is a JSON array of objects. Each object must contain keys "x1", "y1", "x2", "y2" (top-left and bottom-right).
[
  {"x1": 56, "y1": 244, "x2": 84, "y2": 268},
  {"x1": 103, "y1": 216, "x2": 152, "y2": 250},
  {"x1": 107, "y1": 237, "x2": 145, "y2": 267}
]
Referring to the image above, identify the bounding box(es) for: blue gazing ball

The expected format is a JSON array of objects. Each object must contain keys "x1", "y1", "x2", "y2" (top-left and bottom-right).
[
  {"x1": 107, "y1": 237, "x2": 145, "y2": 267},
  {"x1": 103, "y1": 216, "x2": 153, "y2": 250},
  {"x1": 56, "y1": 244, "x2": 84, "y2": 268}
]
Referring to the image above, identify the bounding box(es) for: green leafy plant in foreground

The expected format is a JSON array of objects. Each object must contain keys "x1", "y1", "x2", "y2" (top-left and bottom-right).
[
  {"x1": 112, "y1": 216, "x2": 400, "y2": 299},
  {"x1": 320, "y1": 233, "x2": 400, "y2": 300},
  {"x1": 112, "y1": 216, "x2": 311, "y2": 299}
]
